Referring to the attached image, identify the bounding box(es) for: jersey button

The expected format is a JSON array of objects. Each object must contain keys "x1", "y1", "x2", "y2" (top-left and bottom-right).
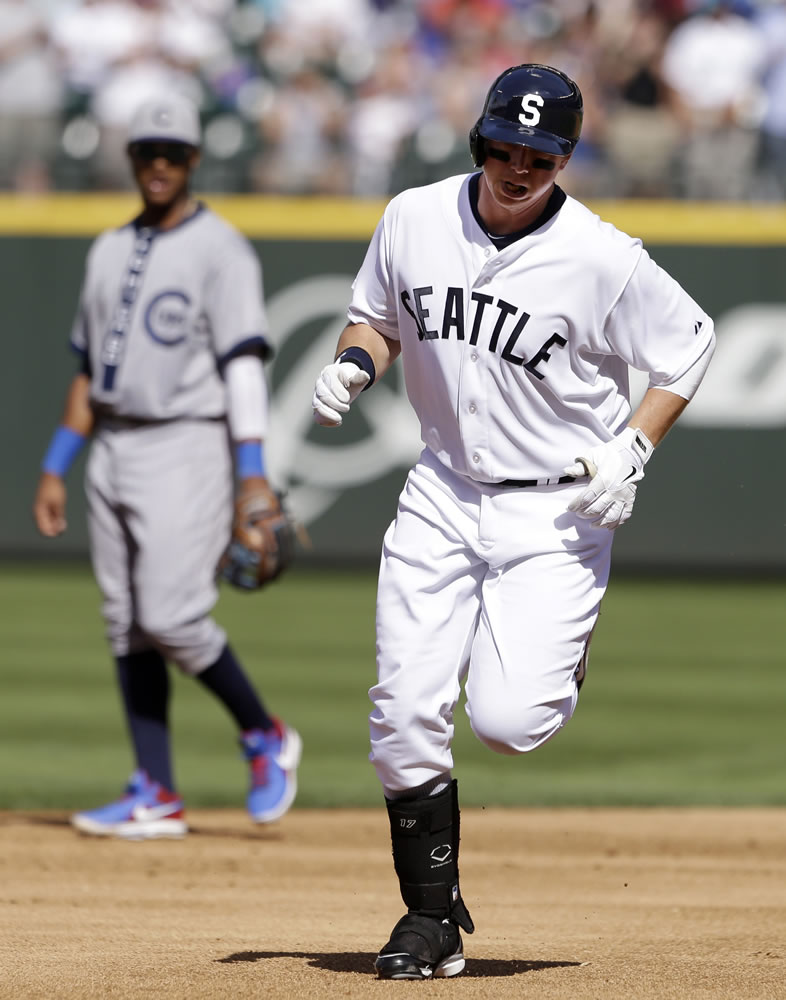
[
  {"x1": 472, "y1": 453, "x2": 480, "y2": 463},
  {"x1": 470, "y1": 352, "x2": 478, "y2": 362},
  {"x1": 484, "y1": 248, "x2": 491, "y2": 257},
  {"x1": 469, "y1": 403, "x2": 477, "y2": 414}
]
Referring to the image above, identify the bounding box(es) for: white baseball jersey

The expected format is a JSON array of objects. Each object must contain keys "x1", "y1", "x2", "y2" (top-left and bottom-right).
[
  {"x1": 348, "y1": 173, "x2": 715, "y2": 483},
  {"x1": 70, "y1": 204, "x2": 270, "y2": 420}
]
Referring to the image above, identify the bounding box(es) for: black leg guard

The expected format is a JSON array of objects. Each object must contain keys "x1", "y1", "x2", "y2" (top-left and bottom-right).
[{"x1": 385, "y1": 779, "x2": 474, "y2": 934}]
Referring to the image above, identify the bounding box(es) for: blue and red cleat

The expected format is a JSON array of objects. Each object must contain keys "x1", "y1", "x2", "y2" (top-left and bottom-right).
[
  {"x1": 71, "y1": 770, "x2": 187, "y2": 840},
  {"x1": 240, "y1": 719, "x2": 302, "y2": 823}
]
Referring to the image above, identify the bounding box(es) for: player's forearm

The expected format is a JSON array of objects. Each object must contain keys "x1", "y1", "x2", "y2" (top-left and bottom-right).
[
  {"x1": 224, "y1": 355, "x2": 270, "y2": 480},
  {"x1": 60, "y1": 373, "x2": 95, "y2": 436},
  {"x1": 628, "y1": 387, "x2": 689, "y2": 447},
  {"x1": 225, "y1": 357, "x2": 267, "y2": 441},
  {"x1": 335, "y1": 322, "x2": 401, "y2": 382},
  {"x1": 39, "y1": 373, "x2": 94, "y2": 483}
]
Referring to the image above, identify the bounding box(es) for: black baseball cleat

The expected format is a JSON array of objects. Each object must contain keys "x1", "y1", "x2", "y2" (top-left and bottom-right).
[{"x1": 374, "y1": 913, "x2": 465, "y2": 980}]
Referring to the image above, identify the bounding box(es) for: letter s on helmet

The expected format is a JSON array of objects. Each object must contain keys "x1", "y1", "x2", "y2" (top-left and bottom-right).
[{"x1": 469, "y1": 63, "x2": 583, "y2": 166}]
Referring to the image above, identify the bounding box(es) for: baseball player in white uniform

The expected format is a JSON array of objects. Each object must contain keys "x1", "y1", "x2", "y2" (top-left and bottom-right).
[
  {"x1": 33, "y1": 95, "x2": 301, "y2": 840},
  {"x1": 312, "y1": 64, "x2": 715, "y2": 979}
]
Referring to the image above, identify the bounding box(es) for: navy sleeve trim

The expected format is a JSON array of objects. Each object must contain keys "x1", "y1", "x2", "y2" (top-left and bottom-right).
[
  {"x1": 69, "y1": 343, "x2": 92, "y2": 377},
  {"x1": 217, "y1": 335, "x2": 274, "y2": 372}
]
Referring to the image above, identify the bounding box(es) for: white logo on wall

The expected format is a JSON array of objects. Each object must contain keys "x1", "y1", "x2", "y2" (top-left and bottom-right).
[
  {"x1": 628, "y1": 304, "x2": 786, "y2": 427},
  {"x1": 266, "y1": 275, "x2": 421, "y2": 526},
  {"x1": 518, "y1": 94, "x2": 544, "y2": 126}
]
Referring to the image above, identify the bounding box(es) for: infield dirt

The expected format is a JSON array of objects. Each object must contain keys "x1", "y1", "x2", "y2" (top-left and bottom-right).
[{"x1": 1, "y1": 807, "x2": 784, "y2": 999}]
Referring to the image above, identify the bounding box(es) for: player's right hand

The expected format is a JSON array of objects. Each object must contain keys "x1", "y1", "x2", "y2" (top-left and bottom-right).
[
  {"x1": 312, "y1": 361, "x2": 370, "y2": 427},
  {"x1": 33, "y1": 473, "x2": 68, "y2": 537}
]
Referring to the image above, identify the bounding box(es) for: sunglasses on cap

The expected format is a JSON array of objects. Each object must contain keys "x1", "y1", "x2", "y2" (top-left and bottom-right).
[{"x1": 129, "y1": 142, "x2": 194, "y2": 165}]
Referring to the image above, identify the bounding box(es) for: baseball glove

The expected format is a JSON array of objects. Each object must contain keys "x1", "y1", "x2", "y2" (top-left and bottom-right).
[{"x1": 220, "y1": 481, "x2": 297, "y2": 591}]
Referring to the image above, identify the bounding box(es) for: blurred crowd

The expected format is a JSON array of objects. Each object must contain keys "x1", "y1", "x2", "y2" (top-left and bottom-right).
[{"x1": 3, "y1": 0, "x2": 786, "y2": 200}]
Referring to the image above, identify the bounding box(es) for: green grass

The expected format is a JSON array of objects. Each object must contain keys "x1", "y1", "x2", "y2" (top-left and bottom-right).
[{"x1": 1, "y1": 563, "x2": 784, "y2": 808}]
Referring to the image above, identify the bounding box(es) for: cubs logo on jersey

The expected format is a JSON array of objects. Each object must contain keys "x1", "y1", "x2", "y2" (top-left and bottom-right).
[{"x1": 145, "y1": 290, "x2": 190, "y2": 346}]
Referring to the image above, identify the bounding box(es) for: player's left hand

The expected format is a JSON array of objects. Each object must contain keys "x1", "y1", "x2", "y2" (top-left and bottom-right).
[
  {"x1": 220, "y1": 478, "x2": 297, "y2": 590},
  {"x1": 563, "y1": 426, "x2": 654, "y2": 530}
]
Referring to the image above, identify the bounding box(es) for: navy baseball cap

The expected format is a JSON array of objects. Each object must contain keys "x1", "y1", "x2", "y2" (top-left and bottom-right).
[{"x1": 127, "y1": 96, "x2": 201, "y2": 148}]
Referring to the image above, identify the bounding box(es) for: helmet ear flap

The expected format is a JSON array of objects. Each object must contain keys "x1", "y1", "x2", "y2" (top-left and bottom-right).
[{"x1": 469, "y1": 120, "x2": 485, "y2": 167}]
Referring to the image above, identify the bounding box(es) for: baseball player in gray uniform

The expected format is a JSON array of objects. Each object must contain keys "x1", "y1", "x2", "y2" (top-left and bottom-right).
[
  {"x1": 312, "y1": 64, "x2": 715, "y2": 978},
  {"x1": 33, "y1": 95, "x2": 301, "y2": 840}
]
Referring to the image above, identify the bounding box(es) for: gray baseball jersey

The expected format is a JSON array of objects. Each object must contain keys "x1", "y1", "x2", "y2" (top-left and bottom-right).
[
  {"x1": 71, "y1": 204, "x2": 270, "y2": 419},
  {"x1": 71, "y1": 204, "x2": 270, "y2": 674}
]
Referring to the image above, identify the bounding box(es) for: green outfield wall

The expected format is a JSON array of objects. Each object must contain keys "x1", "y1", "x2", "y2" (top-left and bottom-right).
[{"x1": 1, "y1": 195, "x2": 784, "y2": 571}]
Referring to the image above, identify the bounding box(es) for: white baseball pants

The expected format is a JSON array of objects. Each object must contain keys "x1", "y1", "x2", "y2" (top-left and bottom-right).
[{"x1": 369, "y1": 448, "x2": 614, "y2": 792}]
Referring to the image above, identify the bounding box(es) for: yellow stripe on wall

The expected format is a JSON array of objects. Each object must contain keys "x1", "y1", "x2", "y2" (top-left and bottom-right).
[{"x1": 0, "y1": 193, "x2": 784, "y2": 244}]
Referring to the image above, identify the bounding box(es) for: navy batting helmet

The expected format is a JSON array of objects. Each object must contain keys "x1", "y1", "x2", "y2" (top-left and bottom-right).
[{"x1": 469, "y1": 64, "x2": 583, "y2": 166}]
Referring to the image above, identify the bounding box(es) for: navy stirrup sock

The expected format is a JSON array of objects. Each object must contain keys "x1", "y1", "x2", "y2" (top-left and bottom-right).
[
  {"x1": 116, "y1": 649, "x2": 174, "y2": 792},
  {"x1": 196, "y1": 644, "x2": 274, "y2": 733}
]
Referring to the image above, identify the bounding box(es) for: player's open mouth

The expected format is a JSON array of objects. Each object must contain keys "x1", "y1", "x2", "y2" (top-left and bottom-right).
[{"x1": 503, "y1": 181, "x2": 527, "y2": 196}]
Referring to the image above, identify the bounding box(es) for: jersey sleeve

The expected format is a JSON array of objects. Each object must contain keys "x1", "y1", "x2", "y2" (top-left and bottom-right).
[
  {"x1": 603, "y1": 249, "x2": 715, "y2": 388},
  {"x1": 68, "y1": 238, "x2": 102, "y2": 359},
  {"x1": 69, "y1": 293, "x2": 89, "y2": 359},
  {"x1": 206, "y1": 232, "x2": 272, "y2": 367},
  {"x1": 346, "y1": 204, "x2": 400, "y2": 341}
]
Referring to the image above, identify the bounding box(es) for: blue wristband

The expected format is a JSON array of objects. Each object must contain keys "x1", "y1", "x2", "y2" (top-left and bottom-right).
[
  {"x1": 337, "y1": 346, "x2": 376, "y2": 389},
  {"x1": 41, "y1": 426, "x2": 87, "y2": 478},
  {"x1": 235, "y1": 440, "x2": 265, "y2": 479}
]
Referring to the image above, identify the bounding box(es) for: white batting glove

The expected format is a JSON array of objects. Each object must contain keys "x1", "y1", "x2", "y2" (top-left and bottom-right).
[
  {"x1": 563, "y1": 426, "x2": 654, "y2": 530},
  {"x1": 312, "y1": 361, "x2": 371, "y2": 427}
]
